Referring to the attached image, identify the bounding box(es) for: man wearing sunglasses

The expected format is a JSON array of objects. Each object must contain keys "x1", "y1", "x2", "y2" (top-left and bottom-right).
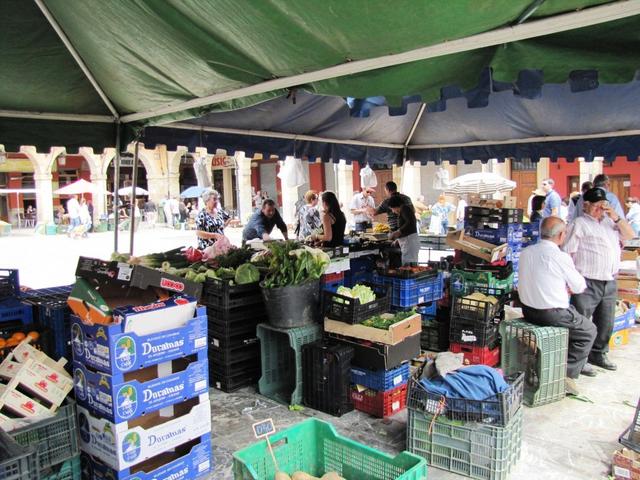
[
  {"x1": 541, "y1": 178, "x2": 562, "y2": 218},
  {"x1": 563, "y1": 187, "x2": 635, "y2": 372}
]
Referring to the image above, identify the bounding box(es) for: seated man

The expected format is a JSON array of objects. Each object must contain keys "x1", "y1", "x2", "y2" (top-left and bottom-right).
[
  {"x1": 518, "y1": 216, "x2": 597, "y2": 396},
  {"x1": 242, "y1": 199, "x2": 289, "y2": 242}
]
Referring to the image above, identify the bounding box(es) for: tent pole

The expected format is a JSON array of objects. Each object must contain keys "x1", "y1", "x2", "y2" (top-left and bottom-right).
[
  {"x1": 120, "y1": 0, "x2": 640, "y2": 124},
  {"x1": 113, "y1": 122, "x2": 121, "y2": 253},
  {"x1": 33, "y1": 0, "x2": 119, "y2": 119},
  {"x1": 129, "y1": 140, "x2": 140, "y2": 255},
  {"x1": 404, "y1": 103, "x2": 427, "y2": 163},
  {"x1": 0, "y1": 110, "x2": 114, "y2": 123}
]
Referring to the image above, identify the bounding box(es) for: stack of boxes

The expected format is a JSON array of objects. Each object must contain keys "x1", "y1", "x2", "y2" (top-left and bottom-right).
[
  {"x1": 204, "y1": 277, "x2": 265, "y2": 393},
  {"x1": 613, "y1": 248, "x2": 639, "y2": 349},
  {"x1": 67, "y1": 258, "x2": 212, "y2": 480}
]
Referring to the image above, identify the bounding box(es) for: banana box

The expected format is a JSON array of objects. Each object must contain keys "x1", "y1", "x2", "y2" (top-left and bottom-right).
[
  {"x1": 73, "y1": 351, "x2": 208, "y2": 423},
  {"x1": 77, "y1": 393, "x2": 211, "y2": 471},
  {"x1": 70, "y1": 306, "x2": 207, "y2": 375}
]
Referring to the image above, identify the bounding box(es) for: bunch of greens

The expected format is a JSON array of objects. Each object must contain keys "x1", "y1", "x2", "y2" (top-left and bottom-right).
[
  {"x1": 210, "y1": 247, "x2": 254, "y2": 269},
  {"x1": 262, "y1": 241, "x2": 330, "y2": 288},
  {"x1": 336, "y1": 284, "x2": 376, "y2": 304},
  {"x1": 361, "y1": 309, "x2": 416, "y2": 330}
]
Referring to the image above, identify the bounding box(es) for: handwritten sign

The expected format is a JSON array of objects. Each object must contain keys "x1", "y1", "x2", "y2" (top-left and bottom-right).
[{"x1": 252, "y1": 418, "x2": 276, "y2": 439}]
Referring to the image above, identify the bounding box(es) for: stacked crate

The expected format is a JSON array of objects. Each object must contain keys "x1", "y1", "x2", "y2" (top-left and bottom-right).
[
  {"x1": 418, "y1": 301, "x2": 449, "y2": 353},
  {"x1": 350, "y1": 363, "x2": 411, "y2": 418},
  {"x1": 203, "y1": 277, "x2": 265, "y2": 392}
]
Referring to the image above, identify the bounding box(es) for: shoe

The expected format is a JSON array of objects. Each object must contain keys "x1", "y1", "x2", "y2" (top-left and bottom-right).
[
  {"x1": 580, "y1": 364, "x2": 597, "y2": 377},
  {"x1": 589, "y1": 354, "x2": 617, "y2": 371},
  {"x1": 565, "y1": 378, "x2": 580, "y2": 396}
]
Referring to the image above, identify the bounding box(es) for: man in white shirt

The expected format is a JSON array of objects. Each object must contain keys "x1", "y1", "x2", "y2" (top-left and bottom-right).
[
  {"x1": 66, "y1": 195, "x2": 81, "y2": 227},
  {"x1": 518, "y1": 217, "x2": 597, "y2": 392},
  {"x1": 350, "y1": 188, "x2": 375, "y2": 232},
  {"x1": 563, "y1": 187, "x2": 635, "y2": 372}
]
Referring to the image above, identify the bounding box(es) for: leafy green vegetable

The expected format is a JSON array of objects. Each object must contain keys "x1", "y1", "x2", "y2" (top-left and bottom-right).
[
  {"x1": 262, "y1": 241, "x2": 330, "y2": 288},
  {"x1": 212, "y1": 247, "x2": 254, "y2": 269},
  {"x1": 361, "y1": 309, "x2": 416, "y2": 329},
  {"x1": 235, "y1": 264, "x2": 260, "y2": 285},
  {"x1": 336, "y1": 284, "x2": 376, "y2": 304}
]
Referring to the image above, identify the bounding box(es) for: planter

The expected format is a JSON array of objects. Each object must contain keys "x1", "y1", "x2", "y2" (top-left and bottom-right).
[{"x1": 261, "y1": 279, "x2": 320, "y2": 328}]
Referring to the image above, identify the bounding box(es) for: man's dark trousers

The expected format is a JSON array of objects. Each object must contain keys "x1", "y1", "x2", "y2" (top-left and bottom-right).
[
  {"x1": 571, "y1": 278, "x2": 617, "y2": 358},
  {"x1": 522, "y1": 305, "x2": 597, "y2": 379}
]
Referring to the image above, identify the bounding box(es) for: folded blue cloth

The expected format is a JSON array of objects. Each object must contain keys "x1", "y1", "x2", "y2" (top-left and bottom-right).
[{"x1": 420, "y1": 365, "x2": 508, "y2": 401}]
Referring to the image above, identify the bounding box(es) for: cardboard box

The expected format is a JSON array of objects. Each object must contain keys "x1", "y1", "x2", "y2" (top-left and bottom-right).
[
  {"x1": 324, "y1": 313, "x2": 421, "y2": 345},
  {"x1": 73, "y1": 351, "x2": 208, "y2": 423},
  {"x1": 610, "y1": 329, "x2": 631, "y2": 350},
  {"x1": 77, "y1": 393, "x2": 211, "y2": 471},
  {"x1": 329, "y1": 332, "x2": 420, "y2": 370},
  {"x1": 446, "y1": 230, "x2": 508, "y2": 263},
  {"x1": 622, "y1": 249, "x2": 639, "y2": 262},
  {"x1": 75, "y1": 257, "x2": 202, "y2": 299},
  {"x1": 613, "y1": 448, "x2": 640, "y2": 480},
  {"x1": 82, "y1": 434, "x2": 212, "y2": 480},
  {"x1": 70, "y1": 307, "x2": 207, "y2": 375}
]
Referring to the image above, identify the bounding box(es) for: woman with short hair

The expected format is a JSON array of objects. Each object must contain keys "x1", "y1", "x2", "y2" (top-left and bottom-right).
[
  {"x1": 296, "y1": 190, "x2": 321, "y2": 240},
  {"x1": 195, "y1": 188, "x2": 230, "y2": 249}
]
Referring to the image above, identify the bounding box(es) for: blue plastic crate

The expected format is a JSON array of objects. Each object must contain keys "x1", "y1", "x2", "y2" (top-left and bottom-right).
[
  {"x1": 20, "y1": 285, "x2": 72, "y2": 300},
  {"x1": 323, "y1": 279, "x2": 344, "y2": 293},
  {"x1": 350, "y1": 256, "x2": 375, "y2": 274},
  {"x1": 613, "y1": 304, "x2": 636, "y2": 332},
  {"x1": 40, "y1": 301, "x2": 72, "y2": 360},
  {"x1": 372, "y1": 272, "x2": 444, "y2": 308},
  {"x1": 0, "y1": 299, "x2": 33, "y2": 325},
  {"x1": 417, "y1": 301, "x2": 437, "y2": 318},
  {"x1": 344, "y1": 270, "x2": 371, "y2": 288},
  {"x1": 351, "y1": 363, "x2": 410, "y2": 391},
  {"x1": 469, "y1": 224, "x2": 524, "y2": 246},
  {"x1": 0, "y1": 269, "x2": 20, "y2": 300},
  {"x1": 522, "y1": 223, "x2": 540, "y2": 237}
]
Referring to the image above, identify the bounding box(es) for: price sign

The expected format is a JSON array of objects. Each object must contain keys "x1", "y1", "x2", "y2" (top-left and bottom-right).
[{"x1": 252, "y1": 418, "x2": 276, "y2": 439}]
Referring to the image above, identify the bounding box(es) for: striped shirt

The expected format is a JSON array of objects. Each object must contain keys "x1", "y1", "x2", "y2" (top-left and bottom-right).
[{"x1": 563, "y1": 213, "x2": 621, "y2": 281}]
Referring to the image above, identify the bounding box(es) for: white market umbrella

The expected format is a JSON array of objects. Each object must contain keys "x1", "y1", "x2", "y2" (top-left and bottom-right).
[
  {"x1": 117, "y1": 186, "x2": 149, "y2": 196},
  {"x1": 442, "y1": 172, "x2": 516, "y2": 195},
  {"x1": 54, "y1": 179, "x2": 97, "y2": 195}
]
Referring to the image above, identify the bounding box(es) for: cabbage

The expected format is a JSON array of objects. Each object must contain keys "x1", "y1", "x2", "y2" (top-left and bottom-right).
[
  {"x1": 336, "y1": 284, "x2": 376, "y2": 304},
  {"x1": 235, "y1": 263, "x2": 260, "y2": 285}
]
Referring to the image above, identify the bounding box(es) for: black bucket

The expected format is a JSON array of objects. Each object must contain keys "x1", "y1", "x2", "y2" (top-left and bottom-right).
[{"x1": 261, "y1": 279, "x2": 320, "y2": 328}]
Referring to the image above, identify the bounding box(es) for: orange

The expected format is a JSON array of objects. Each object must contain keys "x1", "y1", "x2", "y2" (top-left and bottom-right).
[
  {"x1": 5, "y1": 338, "x2": 19, "y2": 348},
  {"x1": 0, "y1": 338, "x2": 5, "y2": 348},
  {"x1": 11, "y1": 332, "x2": 26, "y2": 341},
  {"x1": 27, "y1": 331, "x2": 39, "y2": 341}
]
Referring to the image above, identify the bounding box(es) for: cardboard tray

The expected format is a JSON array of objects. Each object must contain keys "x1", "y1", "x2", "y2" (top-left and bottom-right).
[
  {"x1": 446, "y1": 230, "x2": 508, "y2": 263},
  {"x1": 324, "y1": 313, "x2": 421, "y2": 345}
]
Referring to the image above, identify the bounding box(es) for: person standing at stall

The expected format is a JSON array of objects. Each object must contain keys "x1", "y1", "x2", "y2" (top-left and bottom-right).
[
  {"x1": 563, "y1": 187, "x2": 635, "y2": 372},
  {"x1": 350, "y1": 187, "x2": 375, "y2": 232},
  {"x1": 625, "y1": 197, "x2": 640, "y2": 236},
  {"x1": 312, "y1": 191, "x2": 346, "y2": 247},
  {"x1": 387, "y1": 195, "x2": 420, "y2": 264},
  {"x1": 196, "y1": 189, "x2": 230, "y2": 249},
  {"x1": 430, "y1": 195, "x2": 455, "y2": 235},
  {"x1": 367, "y1": 181, "x2": 413, "y2": 231},
  {"x1": 296, "y1": 190, "x2": 322, "y2": 240},
  {"x1": 529, "y1": 195, "x2": 546, "y2": 224},
  {"x1": 243, "y1": 199, "x2": 289, "y2": 242},
  {"x1": 541, "y1": 178, "x2": 561, "y2": 218}
]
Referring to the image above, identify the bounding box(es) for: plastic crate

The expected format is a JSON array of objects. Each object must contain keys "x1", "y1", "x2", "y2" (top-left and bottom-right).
[
  {"x1": 302, "y1": 340, "x2": 354, "y2": 416},
  {"x1": 0, "y1": 428, "x2": 39, "y2": 480},
  {"x1": 372, "y1": 272, "x2": 444, "y2": 308},
  {"x1": 210, "y1": 366, "x2": 260, "y2": 393},
  {"x1": 464, "y1": 207, "x2": 524, "y2": 227},
  {"x1": 421, "y1": 318, "x2": 449, "y2": 352},
  {"x1": 233, "y1": 418, "x2": 427, "y2": 480},
  {"x1": 351, "y1": 363, "x2": 410, "y2": 391},
  {"x1": 451, "y1": 286, "x2": 507, "y2": 324},
  {"x1": 257, "y1": 323, "x2": 323, "y2": 405},
  {"x1": 323, "y1": 282, "x2": 390, "y2": 324},
  {"x1": 449, "y1": 343, "x2": 500, "y2": 367},
  {"x1": 40, "y1": 300, "x2": 72, "y2": 361},
  {"x1": 450, "y1": 267, "x2": 514, "y2": 296},
  {"x1": 0, "y1": 268, "x2": 19, "y2": 300},
  {"x1": 406, "y1": 372, "x2": 524, "y2": 427},
  {"x1": 449, "y1": 315, "x2": 500, "y2": 348},
  {"x1": 19, "y1": 285, "x2": 72, "y2": 301},
  {"x1": 351, "y1": 383, "x2": 408, "y2": 418},
  {"x1": 619, "y1": 397, "x2": 640, "y2": 453},
  {"x1": 42, "y1": 455, "x2": 81, "y2": 480},
  {"x1": 0, "y1": 323, "x2": 51, "y2": 362},
  {"x1": 344, "y1": 270, "x2": 372, "y2": 288},
  {"x1": 201, "y1": 277, "x2": 263, "y2": 309},
  {"x1": 210, "y1": 342, "x2": 261, "y2": 367},
  {"x1": 499, "y1": 319, "x2": 568, "y2": 407},
  {"x1": 522, "y1": 222, "x2": 540, "y2": 239},
  {"x1": 10, "y1": 399, "x2": 79, "y2": 472},
  {"x1": 418, "y1": 301, "x2": 437, "y2": 317},
  {"x1": 323, "y1": 271, "x2": 345, "y2": 284},
  {"x1": 0, "y1": 298, "x2": 33, "y2": 325},
  {"x1": 407, "y1": 407, "x2": 523, "y2": 480}
]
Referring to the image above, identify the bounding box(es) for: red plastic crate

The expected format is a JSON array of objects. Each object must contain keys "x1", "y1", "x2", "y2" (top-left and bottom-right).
[
  {"x1": 323, "y1": 271, "x2": 345, "y2": 283},
  {"x1": 350, "y1": 383, "x2": 407, "y2": 418},
  {"x1": 449, "y1": 343, "x2": 500, "y2": 366}
]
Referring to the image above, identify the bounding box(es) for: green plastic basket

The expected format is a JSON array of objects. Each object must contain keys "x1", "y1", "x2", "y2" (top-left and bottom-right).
[
  {"x1": 0, "y1": 429, "x2": 39, "y2": 480},
  {"x1": 499, "y1": 319, "x2": 568, "y2": 407},
  {"x1": 42, "y1": 455, "x2": 81, "y2": 480},
  {"x1": 233, "y1": 418, "x2": 428, "y2": 480},
  {"x1": 406, "y1": 408, "x2": 522, "y2": 480},
  {"x1": 257, "y1": 323, "x2": 322, "y2": 405}
]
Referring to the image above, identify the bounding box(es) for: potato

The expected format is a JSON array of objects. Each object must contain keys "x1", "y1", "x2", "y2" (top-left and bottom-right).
[
  {"x1": 321, "y1": 473, "x2": 346, "y2": 480},
  {"x1": 275, "y1": 472, "x2": 292, "y2": 480},
  {"x1": 291, "y1": 473, "x2": 318, "y2": 480}
]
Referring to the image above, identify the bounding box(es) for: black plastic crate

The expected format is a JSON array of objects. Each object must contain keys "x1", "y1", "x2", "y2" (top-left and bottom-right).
[
  {"x1": 619, "y1": 397, "x2": 640, "y2": 453},
  {"x1": 209, "y1": 317, "x2": 260, "y2": 341},
  {"x1": 209, "y1": 327, "x2": 259, "y2": 349},
  {"x1": 210, "y1": 365, "x2": 260, "y2": 393},
  {"x1": 210, "y1": 355, "x2": 260, "y2": 378},
  {"x1": 375, "y1": 265, "x2": 440, "y2": 280},
  {"x1": 451, "y1": 286, "x2": 508, "y2": 324},
  {"x1": 421, "y1": 318, "x2": 449, "y2": 352},
  {"x1": 202, "y1": 277, "x2": 263, "y2": 309},
  {"x1": 40, "y1": 300, "x2": 73, "y2": 361},
  {"x1": 449, "y1": 315, "x2": 500, "y2": 348},
  {"x1": 323, "y1": 282, "x2": 390, "y2": 324},
  {"x1": 206, "y1": 304, "x2": 267, "y2": 324},
  {"x1": 302, "y1": 340, "x2": 354, "y2": 417},
  {"x1": 407, "y1": 372, "x2": 524, "y2": 427},
  {"x1": 0, "y1": 269, "x2": 19, "y2": 301},
  {"x1": 464, "y1": 206, "x2": 523, "y2": 226},
  {"x1": 210, "y1": 342, "x2": 260, "y2": 365}
]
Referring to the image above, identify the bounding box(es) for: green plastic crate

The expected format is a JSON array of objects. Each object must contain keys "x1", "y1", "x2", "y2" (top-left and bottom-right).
[
  {"x1": 499, "y1": 319, "x2": 568, "y2": 407},
  {"x1": 0, "y1": 224, "x2": 11, "y2": 236},
  {"x1": 450, "y1": 269, "x2": 514, "y2": 294},
  {"x1": 406, "y1": 407, "x2": 522, "y2": 480},
  {"x1": 257, "y1": 323, "x2": 322, "y2": 405},
  {"x1": 42, "y1": 455, "x2": 81, "y2": 480},
  {"x1": 0, "y1": 429, "x2": 39, "y2": 480},
  {"x1": 233, "y1": 418, "x2": 428, "y2": 480}
]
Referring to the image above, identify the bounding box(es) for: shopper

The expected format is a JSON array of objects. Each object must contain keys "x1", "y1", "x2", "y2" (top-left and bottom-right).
[
  {"x1": 312, "y1": 191, "x2": 346, "y2": 247},
  {"x1": 387, "y1": 195, "x2": 420, "y2": 264},
  {"x1": 350, "y1": 187, "x2": 375, "y2": 232},
  {"x1": 170, "y1": 196, "x2": 181, "y2": 226},
  {"x1": 625, "y1": 197, "x2": 640, "y2": 236},
  {"x1": 296, "y1": 190, "x2": 322, "y2": 240},
  {"x1": 144, "y1": 199, "x2": 157, "y2": 226},
  {"x1": 567, "y1": 181, "x2": 593, "y2": 223},
  {"x1": 67, "y1": 195, "x2": 81, "y2": 227},
  {"x1": 456, "y1": 196, "x2": 467, "y2": 230},
  {"x1": 243, "y1": 199, "x2": 289, "y2": 242},
  {"x1": 518, "y1": 217, "x2": 597, "y2": 395},
  {"x1": 541, "y1": 178, "x2": 561, "y2": 218},
  {"x1": 196, "y1": 189, "x2": 230, "y2": 249},
  {"x1": 430, "y1": 195, "x2": 455, "y2": 235},
  {"x1": 529, "y1": 195, "x2": 546, "y2": 224},
  {"x1": 368, "y1": 181, "x2": 413, "y2": 231},
  {"x1": 571, "y1": 175, "x2": 625, "y2": 221},
  {"x1": 563, "y1": 187, "x2": 635, "y2": 371}
]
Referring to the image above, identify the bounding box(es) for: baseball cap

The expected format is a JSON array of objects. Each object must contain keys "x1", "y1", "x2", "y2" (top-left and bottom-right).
[{"x1": 582, "y1": 187, "x2": 607, "y2": 203}]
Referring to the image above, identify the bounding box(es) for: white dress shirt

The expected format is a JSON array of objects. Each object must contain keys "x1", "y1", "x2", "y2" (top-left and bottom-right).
[
  {"x1": 563, "y1": 214, "x2": 621, "y2": 281},
  {"x1": 350, "y1": 192, "x2": 375, "y2": 223},
  {"x1": 518, "y1": 240, "x2": 587, "y2": 309}
]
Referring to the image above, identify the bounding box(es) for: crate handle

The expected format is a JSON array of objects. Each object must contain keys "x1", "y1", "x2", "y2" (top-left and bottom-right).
[{"x1": 270, "y1": 437, "x2": 289, "y2": 449}]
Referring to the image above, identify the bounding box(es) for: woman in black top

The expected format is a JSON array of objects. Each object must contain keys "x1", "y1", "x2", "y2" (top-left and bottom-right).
[
  {"x1": 312, "y1": 191, "x2": 346, "y2": 247},
  {"x1": 530, "y1": 195, "x2": 546, "y2": 224},
  {"x1": 388, "y1": 195, "x2": 420, "y2": 264}
]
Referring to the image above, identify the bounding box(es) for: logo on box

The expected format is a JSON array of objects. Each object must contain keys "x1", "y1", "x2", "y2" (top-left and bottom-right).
[
  {"x1": 72, "y1": 324, "x2": 84, "y2": 357},
  {"x1": 115, "y1": 336, "x2": 136, "y2": 371},
  {"x1": 116, "y1": 385, "x2": 138, "y2": 419},
  {"x1": 122, "y1": 432, "x2": 141, "y2": 462},
  {"x1": 74, "y1": 368, "x2": 87, "y2": 401}
]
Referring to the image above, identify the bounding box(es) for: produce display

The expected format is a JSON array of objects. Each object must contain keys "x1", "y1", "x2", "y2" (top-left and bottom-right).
[
  {"x1": 372, "y1": 223, "x2": 390, "y2": 233},
  {"x1": 335, "y1": 284, "x2": 376, "y2": 304},
  {"x1": 258, "y1": 241, "x2": 330, "y2": 288},
  {"x1": 361, "y1": 309, "x2": 416, "y2": 330},
  {"x1": 464, "y1": 292, "x2": 498, "y2": 305}
]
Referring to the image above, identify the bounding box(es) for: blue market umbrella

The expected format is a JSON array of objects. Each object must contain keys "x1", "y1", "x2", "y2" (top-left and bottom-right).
[{"x1": 180, "y1": 185, "x2": 206, "y2": 198}]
